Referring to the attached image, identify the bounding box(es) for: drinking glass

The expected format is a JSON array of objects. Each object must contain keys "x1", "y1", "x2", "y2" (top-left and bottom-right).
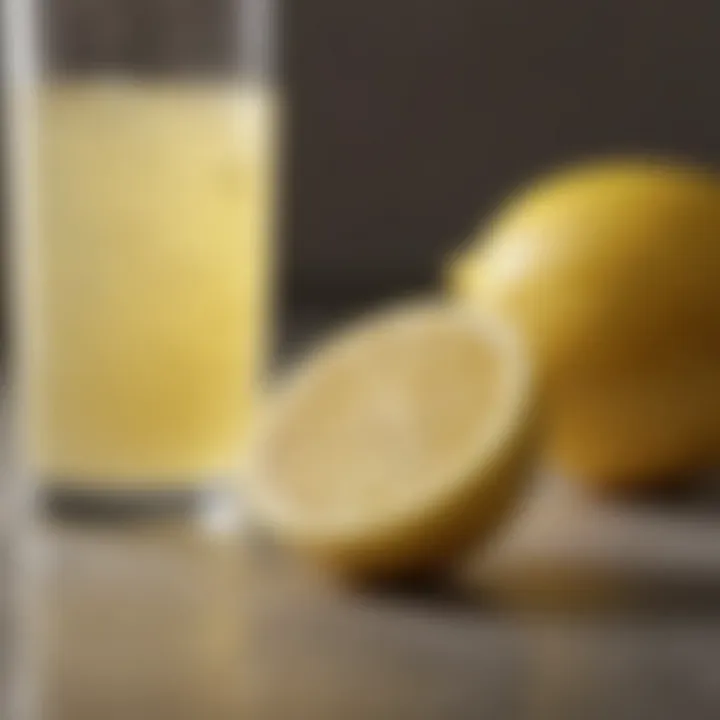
[{"x1": 5, "y1": 0, "x2": 278, "y2": 507}]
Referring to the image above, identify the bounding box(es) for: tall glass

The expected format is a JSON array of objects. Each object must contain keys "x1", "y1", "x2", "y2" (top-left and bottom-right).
[{"x1": 6, "y1": 0, "x2": 278, "y2": 502}]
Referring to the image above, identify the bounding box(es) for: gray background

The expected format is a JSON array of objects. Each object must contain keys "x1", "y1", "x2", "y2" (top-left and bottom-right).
[{"x1": 286, "y1": 0, "x2": 720, "y2": 307}]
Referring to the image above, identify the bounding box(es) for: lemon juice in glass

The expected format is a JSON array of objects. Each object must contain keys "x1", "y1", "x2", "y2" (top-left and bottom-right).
[{"x1": 13, "y1": 0, "x2": 277, "y2": 499}]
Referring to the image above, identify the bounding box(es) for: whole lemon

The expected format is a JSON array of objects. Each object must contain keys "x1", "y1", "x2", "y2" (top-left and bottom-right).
[{"x1": 449, "y1": 159, "x2": 720, "y2": 490}]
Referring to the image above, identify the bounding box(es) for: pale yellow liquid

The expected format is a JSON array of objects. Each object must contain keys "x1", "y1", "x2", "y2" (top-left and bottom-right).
[{"x1": 27, "y1": 81, "x2": 274, "y2": 483}]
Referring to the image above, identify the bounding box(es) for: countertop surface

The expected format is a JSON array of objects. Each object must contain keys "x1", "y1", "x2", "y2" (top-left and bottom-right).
[{"x1": 40, "y1": 480, "x2": 720, "y2": 720}]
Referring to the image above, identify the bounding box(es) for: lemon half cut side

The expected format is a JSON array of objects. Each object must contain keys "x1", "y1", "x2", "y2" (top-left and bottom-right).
[{"x1": 247, "y1": 303, "x2": 538, "y2": 581}]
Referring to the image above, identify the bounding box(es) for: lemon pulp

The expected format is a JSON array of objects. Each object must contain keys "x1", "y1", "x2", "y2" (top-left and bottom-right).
[{"x1": 249, "y1": 304, "x2": 536, "y2": 580}]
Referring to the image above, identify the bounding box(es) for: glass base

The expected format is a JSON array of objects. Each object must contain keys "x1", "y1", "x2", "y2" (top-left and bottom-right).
[{"x1": 40, "y1": 479, "x2": 244, "y2": 533}]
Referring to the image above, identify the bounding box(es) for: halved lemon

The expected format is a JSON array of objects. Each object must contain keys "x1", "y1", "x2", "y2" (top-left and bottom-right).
[{"x1": 247, "y1": 303, "x2": 537, "y2": 581}]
